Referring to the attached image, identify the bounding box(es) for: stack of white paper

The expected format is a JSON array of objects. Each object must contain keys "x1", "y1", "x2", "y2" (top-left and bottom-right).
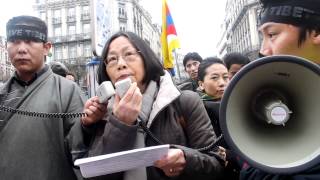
[{"x1": 74, "y1": 144, "x2": 170, "y2": 178}]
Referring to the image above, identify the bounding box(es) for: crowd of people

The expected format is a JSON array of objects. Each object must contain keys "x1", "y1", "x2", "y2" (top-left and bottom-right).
[{"x1": 0, "y1": 0, "x2": 320, "y2": 179}]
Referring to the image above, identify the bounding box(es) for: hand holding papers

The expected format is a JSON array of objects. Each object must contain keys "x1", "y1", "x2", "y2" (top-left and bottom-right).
[{"x1": 74, "y1": 144, "x2": 170, "y2": 178}]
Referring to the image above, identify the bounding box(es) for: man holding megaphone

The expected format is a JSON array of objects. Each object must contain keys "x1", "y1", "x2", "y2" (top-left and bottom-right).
[{"x1": 237, "y1": 0, "x2": 320, "y2": 179}]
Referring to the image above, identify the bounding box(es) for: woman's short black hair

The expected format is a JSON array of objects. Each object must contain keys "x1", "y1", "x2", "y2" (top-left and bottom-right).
[
  {"x1": 97, "y1": 31, "x2": 164, "y2": 85},
  {"x1": 198, "y1": 57, "x2": 226, "y2": 81},
  {"x1": 222, "y1": 52, "x2": 251, "y2": 70}
]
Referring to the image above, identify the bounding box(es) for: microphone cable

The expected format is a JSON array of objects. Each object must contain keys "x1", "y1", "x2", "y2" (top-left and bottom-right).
[
  {"x1": 0, "y1": 105, "x2": 86, "y2": 118},
  {"x1": 1, "y1": 105, "x2": 223, "y2": 153},
  {"x1": 137, "y1": 118, "x2": 223, "y2": 153}
]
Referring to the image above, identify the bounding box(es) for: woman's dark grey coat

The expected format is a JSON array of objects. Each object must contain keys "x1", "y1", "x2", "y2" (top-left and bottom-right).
[{"x1": 87, "y1": 72, "x2": 223, "y2": 180}]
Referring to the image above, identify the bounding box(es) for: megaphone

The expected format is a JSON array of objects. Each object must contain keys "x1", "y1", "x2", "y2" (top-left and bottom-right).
[{"x1": 220, "y1": 55, "x2": 320, "y2": 174}]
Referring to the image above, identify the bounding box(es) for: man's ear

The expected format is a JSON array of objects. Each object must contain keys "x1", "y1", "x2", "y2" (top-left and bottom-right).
[
  {"x1": 311, "y1": 30, "x2": 320, "y2": 45},
  {"x1": 43, "y1": 42, "x2": 52, "y2": 55}
]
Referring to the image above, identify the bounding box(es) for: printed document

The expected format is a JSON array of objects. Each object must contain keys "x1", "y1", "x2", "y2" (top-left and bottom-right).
[{"x1": 74, "y1": 144, "x2": 170, "y2": 178}]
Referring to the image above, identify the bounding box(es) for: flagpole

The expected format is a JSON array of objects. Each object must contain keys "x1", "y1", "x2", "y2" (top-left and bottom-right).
[
  {"x1": 161, "y1": 0, "x2": 180, "y2": 78},
  {"x1": 174, "y1": 50, "x2": 181, "y2": 81}
]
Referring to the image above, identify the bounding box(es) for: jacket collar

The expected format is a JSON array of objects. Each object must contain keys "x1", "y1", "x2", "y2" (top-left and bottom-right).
[
  {"x1": 13, "y1": 65, "x2": 49, "y2": 86},
  {"x1": 0, "y1": 67, "x2": 53, "y2": 103},
  {"x1": 147, "y1": 71, "x2": 181, "y2": 127}
]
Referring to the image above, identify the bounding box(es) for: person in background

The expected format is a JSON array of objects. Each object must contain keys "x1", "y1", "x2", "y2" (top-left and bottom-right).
[
  {"x1": 66, "y1": 72, "x2": 76, "y2": 82},
  {"x1": 197, "y1": 57, "x2": 229, "y2": 138},
  {"x1": 0, "y1": 15, "x2": 86, "y2": 180},
  {"x1": 49, "y1": 61, "x2": 69, "y2": 77},
  {"x1": 177, "y1": 52, "x2": 203, "y2": 93},
  {"x1": 198, "y1": 57, "x2": 240, "y2": 179},
  {"x1": 240, "y1": 0, "x2": 320, "y2": 179},
  {"x1": 222, "y1": 52, "x2": 250, "y2": 80},
  {"x1": 80, "y1": 31, "x2": 223, "y2": 180}
]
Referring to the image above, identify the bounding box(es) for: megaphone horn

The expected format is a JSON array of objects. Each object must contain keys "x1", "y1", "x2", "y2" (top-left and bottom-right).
[{"x1": 220, "y1": 55, "x2": 320, "y2": 174}]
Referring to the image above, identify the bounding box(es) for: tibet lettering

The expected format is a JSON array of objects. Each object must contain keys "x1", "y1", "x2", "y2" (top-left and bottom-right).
[
  {"x1": 268, "y1": 6, "x2": 315, "y2": 18},
  {"x1": 8, "y1": 29, "x2": 46, "y2": 41}
]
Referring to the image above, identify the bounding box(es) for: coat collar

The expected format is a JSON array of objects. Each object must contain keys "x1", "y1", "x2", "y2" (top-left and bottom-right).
[
  {"x1": 0, "y1": 68, "x2": 53, "y2": 104},
  {"x1": 147, "y1": 71, "x2": 181, "y2": 127}
]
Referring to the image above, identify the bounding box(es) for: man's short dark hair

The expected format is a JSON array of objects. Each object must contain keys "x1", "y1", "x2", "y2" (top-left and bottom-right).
[
  {"x1": 183, "y1": 52, "x2": 203, "y2": 68},
  {"x1": 259, "y1": 0, "x2": 320, "y2": 46},
  {"x1": 50, "y1": 61, "x2": 68, "y2": 77},
  {"x1": 223, "y1": 52, "x2": 251, "y2": 70}
]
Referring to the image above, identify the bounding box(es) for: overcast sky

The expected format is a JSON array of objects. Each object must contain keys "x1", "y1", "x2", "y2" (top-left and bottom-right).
[
  {"x1": 140, "y1": 0, "x2": 226, "y2": 57},
  {"x1": 0, "y1": 0, "x2": 226, "y2": 58},
  {"x1": 0, "y1": 1, "x2": 36, "y2": 36}
]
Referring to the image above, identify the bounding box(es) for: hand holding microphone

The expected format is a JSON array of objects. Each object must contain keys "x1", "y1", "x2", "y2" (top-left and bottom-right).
[
  {"x1": 81, "y1": 96, "x2": 109, "y2": 126},
  {"x1": 81, "y1": 78, "x2": 142, "y2": 126},
  {"x1": 113, "y1": 78, "x2": 143, "y2": 126}
]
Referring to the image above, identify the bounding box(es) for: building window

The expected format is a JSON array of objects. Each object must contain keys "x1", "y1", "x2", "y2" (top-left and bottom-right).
[
  {"x1": 81, "y1": 6, "x2": 90, "y2": 21},
  {"x1": 82, "y1": 23, "x2": 90, "y2": 34},
  {"x1": 120, "y1": 26, "x2": 126, "y2": 31},
  {"x1": 118, "y1": 3, "x2": 127, "y2": 19},
  {"x1": 69, "y1": 44, "x2": 77, "y2": 59},
  {"x1": 82, "y1": 6, "x2": 89, "y2": 14},
  {"x1": 52, "y1": 9, "x2": 61, "y2": 24},
  {"x1": 53, "y1": 9, "x2": 61, "y2": 18},
  {"x1": 54, "y1": 26, "x2": 62, "y2": 36},
  {"x1": 68, "y1": 25, "x2": 76, "y2": 35},
  {"x1": 67, "y1": 7, "x2": 76, "y2": 22},
  {"x1": 40, "y1": 12, "x2": 46, "y2": 21},
  {"x1": 54, "y1": 45, "x2": 62, "y2": 60},
  {"x1": 83, "y1": 43, "x2": 91, "y2": 57},
  {"x1": 68, "y1": 7, "x2": 75, "y2": 17},
  {"x1": 118, "y1": 3, "x2": 125, "y2": 15}
]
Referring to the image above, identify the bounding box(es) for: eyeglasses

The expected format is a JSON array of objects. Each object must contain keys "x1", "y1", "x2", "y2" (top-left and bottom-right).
[{"x1": 104, "y1": 50, "x2": 141, "y2": 68}]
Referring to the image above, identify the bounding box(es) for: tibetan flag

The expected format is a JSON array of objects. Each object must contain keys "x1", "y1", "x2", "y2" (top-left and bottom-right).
[{"x1": 161, "y1": 0, "x2": 180, "y2": 69}]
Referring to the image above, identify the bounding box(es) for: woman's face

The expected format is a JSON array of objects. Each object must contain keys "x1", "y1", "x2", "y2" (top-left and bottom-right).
[
  {"x1": 104, "y1": 36, "x2": 146, "y2": 92},
  {"x1": 199, "y1": 63, "x2": 229, "y2": 99}
]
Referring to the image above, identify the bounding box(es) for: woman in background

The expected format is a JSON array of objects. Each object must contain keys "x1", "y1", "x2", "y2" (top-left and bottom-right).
[
  {"x1": 198, "y1": 57, "x2": 240, "y2": 179},
  {"x1": 198, "y1": 57, "x2": 229, "y2": 137}
]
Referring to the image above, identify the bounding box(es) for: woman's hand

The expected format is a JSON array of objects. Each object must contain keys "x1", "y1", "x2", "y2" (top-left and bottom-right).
[
  {"x1": 113, "y1": 82, "x2": 142, "y2": 125},
  {"x1": 81, "y1": 96, "x2": 108, "y2": 126},
  {"x1": 154, "y1": 149, "x2": 186, "y2": 177}
]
